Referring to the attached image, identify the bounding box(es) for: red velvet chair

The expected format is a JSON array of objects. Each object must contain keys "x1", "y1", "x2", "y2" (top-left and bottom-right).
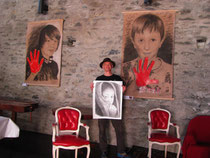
[
  {"x1": 182, "y1": 115, "x2": 210, "y2": 158},
  {"x1": 52, "y1": 107, "x2": 90, "y2": 158},
  {"x1": 147, "y1": 108, "x2": 181, "y2": 158}
]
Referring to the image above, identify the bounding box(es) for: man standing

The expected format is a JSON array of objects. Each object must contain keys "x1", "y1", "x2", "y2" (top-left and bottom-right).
[{"x1": 91, "y1": 58, "x2": 130, "y2": 158}]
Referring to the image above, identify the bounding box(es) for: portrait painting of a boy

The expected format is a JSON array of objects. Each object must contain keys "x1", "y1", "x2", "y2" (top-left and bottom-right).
[
  {"x1": 25, "y1": 19, "x2": 63, "y2": 86},
  {"x1": 121, "y1": 10, "x2": 176, "y2": 100},
  {"x1": 93, "y1": 81, "x2": 123, "y2": 119}
]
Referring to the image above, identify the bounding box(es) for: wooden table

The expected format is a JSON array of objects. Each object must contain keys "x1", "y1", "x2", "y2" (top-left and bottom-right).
[
  {"x1": 0, "y1": 99, "x2": 38, "y2": 122},
  {"x1": 52, "y1": 107, "x2": 92, "y2": 120}
]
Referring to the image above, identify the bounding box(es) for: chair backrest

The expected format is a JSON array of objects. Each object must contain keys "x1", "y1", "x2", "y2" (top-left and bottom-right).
[
  {"x1": 148, "y1": 108, "x2": 171, "y2": 133},
  {"x1": 55, "y1": 107, "x2": 81, "y2": 135}
]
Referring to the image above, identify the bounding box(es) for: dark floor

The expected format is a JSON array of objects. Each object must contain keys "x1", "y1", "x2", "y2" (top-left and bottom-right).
[{"x1": 0, "y1": 130, "x2": 182, "y2": 158}]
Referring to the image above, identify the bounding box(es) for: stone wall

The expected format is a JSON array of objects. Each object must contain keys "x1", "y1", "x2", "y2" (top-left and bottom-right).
[{"x1": 0, "y1": 0, "x2": 210, "y2": 152}]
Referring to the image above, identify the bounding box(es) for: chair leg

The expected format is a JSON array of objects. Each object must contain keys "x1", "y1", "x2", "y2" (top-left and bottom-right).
[
  {"x1": 164, "y1": 145, "x2": 168, "y2": 158},
  {"x1": 148, "y1": 142, "x2": 152, "y2": 158},
  {"x1": 75, "y1": 149, "x2": 78, "y2": 158},
  {"x1": 177, "y1": 143, "x2": 181, "y2": 158},
  {"x1": 52, "y1": 146, "x2": 56, "y2": 158},
  {"x1": 86, "y1": 145, "x2": 90, "y2": 158},
  {"x1": 56, "y1": 148, "x2": 59, "y2": 158}
]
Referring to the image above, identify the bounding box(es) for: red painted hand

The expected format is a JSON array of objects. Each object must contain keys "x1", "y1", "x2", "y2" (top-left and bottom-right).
[
  {"x1": 133, "y1": 57, "x2": 159, "y2": 87},
  {"x1": 27, "y1": 49, "x2": 44, "y2": 74}
]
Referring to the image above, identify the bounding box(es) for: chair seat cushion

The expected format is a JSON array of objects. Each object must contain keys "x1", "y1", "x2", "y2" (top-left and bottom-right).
[
  {"x1": 149, "y1": 133, "x2": 181, "y2": 143},
  {"x1": 53, "y1": 135, "x2": 90, "y2": 147}
]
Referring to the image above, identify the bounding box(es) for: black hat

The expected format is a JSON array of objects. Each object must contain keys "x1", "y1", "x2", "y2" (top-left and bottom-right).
[{"x1": 100, "y1": 58, "x2": 116, "y2": 68}]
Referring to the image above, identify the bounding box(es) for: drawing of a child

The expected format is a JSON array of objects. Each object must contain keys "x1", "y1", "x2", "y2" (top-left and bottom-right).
[
  {"x1": 122, "y1": 13, "x2": 173, "y2": 98},
  {"x1": 95, "y1": 82, "x2": 120, "y2": 117}
]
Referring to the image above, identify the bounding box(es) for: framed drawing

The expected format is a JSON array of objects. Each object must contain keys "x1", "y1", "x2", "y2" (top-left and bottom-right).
[
  {"x1": 121, "y1": 10, "x2": 176, "y2": 100},
  {"x1": 25, "y1": 19, "x2": 64, "y2": 87},
  {"x1": 93, "y1": 81, "x2": 123, "y2": 119}
]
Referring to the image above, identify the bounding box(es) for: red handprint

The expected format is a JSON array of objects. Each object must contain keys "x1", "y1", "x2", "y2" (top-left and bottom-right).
[
  {"x1": 133, "y1": 57, "x2": 159, "y2": 87},
  {"x1": 27, "y1": 49, "x2": 44, "y2": 73}
]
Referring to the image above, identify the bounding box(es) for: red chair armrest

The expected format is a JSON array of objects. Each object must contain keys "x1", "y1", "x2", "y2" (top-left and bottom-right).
[
  {"x1": 52, "y1": 122, "x2": 58, "y2": 142},
  {"x1": 170, "y1": 122, "x2": 181, "y2": 138},
  {"x1": 80, "y1": 123, "x2": 90, "y2": 140},
  {"x1": 182, "y1": 134, "x2": 197, "y2": 158},
  {"x1": 52, "y1": 122, "x2": 58, "y2": 126},
  {"x1": 184, "y1": 134, "x2": 197, "y2": 145}
]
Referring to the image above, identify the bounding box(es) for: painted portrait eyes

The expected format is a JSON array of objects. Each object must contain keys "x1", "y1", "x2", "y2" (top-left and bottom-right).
[
  {"x1": 138, "y1": 38, "x2": 157, "y2": 43},
  {"x1": 138, "y1": 39, "x2": 144, "y2": 42},
  {"x1": 104, "y1": 95, "x2": 114, "y2": 99}
]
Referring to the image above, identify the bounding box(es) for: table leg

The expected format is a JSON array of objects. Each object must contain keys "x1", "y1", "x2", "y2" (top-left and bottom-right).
[{"x1": 11, "y1": 112, "x2": 17, "y2": 122}]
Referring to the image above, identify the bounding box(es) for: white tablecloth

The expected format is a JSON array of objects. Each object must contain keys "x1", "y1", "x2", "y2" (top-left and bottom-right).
[{"x1": 0, "y1": 116, "x2": 20, "y2": 139}]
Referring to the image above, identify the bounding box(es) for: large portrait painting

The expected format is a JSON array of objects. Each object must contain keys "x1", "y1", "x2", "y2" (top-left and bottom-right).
[
  {"x1": 93, "y1": 81, "x2": 123, "y2": 119},
  {"x1": 25, "y1": 19, "x2": 64, "y2": 86},
  {"x1": 121, "y1": 10, "x2": 176, "y2": 100}
]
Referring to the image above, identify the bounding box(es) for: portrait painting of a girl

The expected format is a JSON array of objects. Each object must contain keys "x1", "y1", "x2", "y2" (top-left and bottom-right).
[
  {"x1": 93, "y1": 81, "x2": 123, "y2": 119},
  {"x1": 25, "y1": 19, "x2": 63, "y2": 86}
]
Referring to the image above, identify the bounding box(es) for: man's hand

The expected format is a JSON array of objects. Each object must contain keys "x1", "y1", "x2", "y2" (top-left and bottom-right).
[
  {"x1": 133, "y1": 57, "x2": 159, "y2": 87},
  {"x1": 27, "y1": 49, "x2": 44, "y2": 74},
  {"x1": 122, "y1": 85, "x2": 126, "y2": 93},
  {"x1": 90, "y1": 82, "x2": 94, "y2": 91}
]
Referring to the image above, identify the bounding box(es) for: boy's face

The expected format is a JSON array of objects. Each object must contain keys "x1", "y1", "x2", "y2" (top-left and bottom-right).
[{"x1": 133, "y1": 28, "x2": 163, "y2": 61}]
